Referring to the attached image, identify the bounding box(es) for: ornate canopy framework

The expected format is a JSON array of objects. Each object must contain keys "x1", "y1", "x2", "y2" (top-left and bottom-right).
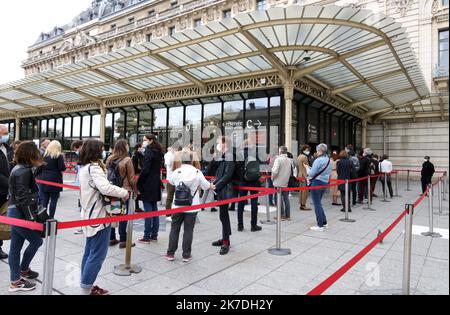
[{"x1": 0, "y1": 5, "x2": 444, "y2": 123}]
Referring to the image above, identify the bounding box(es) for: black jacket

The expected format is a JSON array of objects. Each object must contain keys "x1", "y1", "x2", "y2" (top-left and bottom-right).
[
  {"x1": 421, "y1": 161, "x2": 435, "y2": 181},
  {"x1": 337, "y1": 157, "x2": 356, "y2": 190},
  {"x1": 38, "y1": 155, "x2": 66, "y2": 193},
  {"x1": 8, "y1": 164, "x2": 39, "y2": 220},
  {"x1": 0, "y1": 144, "x2": 14, "y2": 196},
  {"x1": 214, "y1": 152, "x2": 236, "y2": 200},
  {"x1": 132, "y1": 152, "x2": 144, "y2": 175},
  {"x1": 137, "y1": 148, "x2": 164, "y2": 202}
]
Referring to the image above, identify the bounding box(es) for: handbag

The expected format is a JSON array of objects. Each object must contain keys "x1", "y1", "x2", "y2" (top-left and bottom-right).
[{"x1": 0, "y1": 201, "x2": 11, "y2": 241}]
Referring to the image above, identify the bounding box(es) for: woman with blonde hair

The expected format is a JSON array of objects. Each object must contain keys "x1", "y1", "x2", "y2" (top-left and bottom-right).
[{"x1": 38, "y1": 140, "x2": 66, "y2": 218}]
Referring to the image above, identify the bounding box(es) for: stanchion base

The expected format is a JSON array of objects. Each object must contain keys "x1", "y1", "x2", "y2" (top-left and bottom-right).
[
  {"x1": 339, "y1": 218, "x2": 356, "y2": 223},
  {"x1": 363, "y1": 207, "x2": 376, "y2": 211},
  {"x1": 260, "y1": 220, "x2": 276, "y2": 225},
  {"x1": 113, "y1": 264, "x2": 143, "y2": 276},
  {"x1": 405, "y1": 189, "x2": 412, "y2": 191},
  {"x1": 380, "y1": 200, "x2": 391, "y2": 203},
  {"x1": 434, "y1": 212, "x2": 449, "y2": 216},
  {"x1": 268, "y1": 248, "x2": 291, "y2": 256},
  {"x1": 421, "y1": 232, "x2": 442, "y2": 238},
  {"x1": 394, "y1": 195, "x2": 402, "y2": 198}
]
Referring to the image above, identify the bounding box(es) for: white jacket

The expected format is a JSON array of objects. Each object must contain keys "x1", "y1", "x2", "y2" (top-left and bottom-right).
[
  {"x1": 168, "y1": 164, "x2": 211, "y2": 214},
  {"x1": 79, "y1": 163, "x2": 129, "y2": 238}
]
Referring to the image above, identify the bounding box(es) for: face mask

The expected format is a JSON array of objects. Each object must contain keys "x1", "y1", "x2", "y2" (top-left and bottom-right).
[
  {"x1": 0, "y1": 135, "x2": 9, "y2": 144},
  {"x1": 216, "y1": 144, "x2": 222, "y2": 152},
  {"x1": 304, "y1": 151, "x2": 310, "y2": 156},
  {"x1": 424, "y1": 159, "x2": 428, "y2": 162},
  {"x1": 143, "y1": 141, "x2": 149, "y2": 148},
  {"x1": 102, "y1": 151, "x2": 107, "y2": 160}
]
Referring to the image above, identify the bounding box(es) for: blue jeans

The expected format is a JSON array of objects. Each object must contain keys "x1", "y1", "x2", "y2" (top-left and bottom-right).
[
  {"x1": 110, "y1": 201, "x2": 129, "y2": 243},
  {"x1": 7, "y1": 206, "x2": 43, "y2": 282},
  {"x1": 279, "y1": 191, "x2": 291, "y2": 218},
  {"x1": 81, "y1": 226, "x2": 111, "y2": 289},
  {"x1": 310, "y1": 180, "x2": 328, "y2": 228},
  {"x1": 143, "y1": 202, "x2": 159, "y2": 241},
  {"x1": 41, "y1": 192, "x2": 60, "y2": 219}
]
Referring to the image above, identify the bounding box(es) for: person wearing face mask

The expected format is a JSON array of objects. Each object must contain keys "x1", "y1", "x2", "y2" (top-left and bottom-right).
[
  {"x1": 211, "y1": 136, "x2": 236, "y2": 255},
  {"x1": 297, "y1": 145, "x2": 312, "y2": 211},
  {"x1": 0, "y1": 124, "x2": 13, "y2": 260},
  {"x1": 137, "y1": 134, "x2": 164, "y2": 244},
  {"x1": 132, "y1": 143, "x2": 145, "y2": 213},
  {"x1": 421, "y1": 156, "x2": 435, "y2": 194}
]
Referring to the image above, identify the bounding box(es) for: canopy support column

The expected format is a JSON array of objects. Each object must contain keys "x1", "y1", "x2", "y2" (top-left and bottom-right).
[
  {"x1": 15, "y1": 115, "x2": 20, "y2": 141},
  {"x1": 362, "y1": 119, "x2": 368, "y2": 148},
  {"x1": 284, "y1": 79, "x2": 294, "y2": 152},
  {"x1": 100, "y1": 101, "x2": 106, "y2": 143}
]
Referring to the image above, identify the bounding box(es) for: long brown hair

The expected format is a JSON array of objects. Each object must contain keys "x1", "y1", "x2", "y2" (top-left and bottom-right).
[
  {"x1": 144, "y1": 134, "x2": 164, "y2": 152},
  {"x1": 107, "y1": 139, "x2": 129, "y2": 167},
  {"x1": 79, "y1": 139, "x2": 105, "y2": 169},
  {"x1": 13, "y1": 141, "x2": 43, "y2": 167}
]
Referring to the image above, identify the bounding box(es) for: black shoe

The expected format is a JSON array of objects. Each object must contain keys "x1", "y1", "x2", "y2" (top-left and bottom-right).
[
  {"x1": 20, "y1": 269, "x2": 39, "y2": 280},
  {"x1": 211, "y1": 208, "x2": 218, "y2": 212},
  {"x1": 340, "y1": 208, "x2": 345, "y2": 212},
  {"x1": 212, "y1": 239, "x2": 224, "y2": 247},
  {"x1": 251, "y1": 225, "x2": 262, "y2": 232},
  {"x1": 220, "y1": 245, "x2": 230, "y2": 255},
  {"x1": 237, "y1": 226, "x2": 244, "y2": 232},
  {"x1": 229, "y1": 207, "x2": 235, "y2": 211},
  {"x1": 0, "y1": 249, "x2": 8, "y2": 260}
]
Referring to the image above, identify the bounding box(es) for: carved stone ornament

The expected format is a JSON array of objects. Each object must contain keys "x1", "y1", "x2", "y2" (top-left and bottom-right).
[
  {"x1": 392, "y1": 0, "x2": 413, "y2": 16},
  {"x1": 432, "y1": 0, "x2": 439, "y2": 14}
]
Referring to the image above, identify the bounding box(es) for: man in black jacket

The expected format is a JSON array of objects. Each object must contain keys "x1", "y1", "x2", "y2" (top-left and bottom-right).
[
  {"x1": 337, "y1": 151, "x2": 356, "y2": 212},
  {"x1": 421, "y1": 156, "x2": 435, "y2": 193},
  {"x1": 0, "y1": 124, "x2": 13, "y2": 259},
  {"x1": 212, "y1": 137, "x2": 235, "y2": 255},
  {"x1": 235, "y1": 142, "x2": 262, "y2": 232},
  {"x1": 357, "y1": 148, "x2": 371, "y2": 203}
]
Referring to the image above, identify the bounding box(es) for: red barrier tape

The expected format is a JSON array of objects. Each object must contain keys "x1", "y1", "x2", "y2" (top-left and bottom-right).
[
  {"x1": 307, "y1": 208, "x2": 408, "y2": 295},
  {"x1": 36, "y1": 179, "x2": 80, "y2": 191},
  {"x1": 0, "y1": 216, "x2": 44, "y2": 232},
  {"x1": 307, "y1": 175, "x2": 442, "y2": 295},
  {"x1": 57, "y1": 190, "x2": 270, "y2": 230}
]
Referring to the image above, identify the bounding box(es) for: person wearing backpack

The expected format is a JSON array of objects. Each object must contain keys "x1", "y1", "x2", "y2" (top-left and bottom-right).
[
  {"x1": 369, "y1": 154, "x2": 380, "y2": 200},
  {"x1": 235, "y1": 140, "x2": 263, "y2": 232},
  {"x1": 357, "y1": 148, "x2": 372, "y2": 203},
  {"x1": 106, "y1": 140, "x2": 138, "y2": 249},
  {"x1": 165, "y1": 151, "x2": 216, "y2": 262}
]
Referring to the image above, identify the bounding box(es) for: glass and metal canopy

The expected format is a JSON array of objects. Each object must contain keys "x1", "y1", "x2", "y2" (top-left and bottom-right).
[{"x1": 0, "y1": 4, "x2": 442, "y2": 121}]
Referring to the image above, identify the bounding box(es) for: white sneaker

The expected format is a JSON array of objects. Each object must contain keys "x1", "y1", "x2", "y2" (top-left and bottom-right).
[
  {"x1": 310, "y1": 226, "x2": 325, "y2": 232},
  {"x1": 324, "y1": 224, "x2": 329, "y2": 229},
  {"x1": 74, "y1": 229, "x2": 83, "y2": 235},
  {"x1": 166, "y1": 217, "x2": 173, "y2": 222}
]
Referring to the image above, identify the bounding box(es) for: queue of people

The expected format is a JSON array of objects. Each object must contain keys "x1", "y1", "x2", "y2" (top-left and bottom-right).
[{"x1": 0, "y1": 120, "x2": 443, "y2": 295}]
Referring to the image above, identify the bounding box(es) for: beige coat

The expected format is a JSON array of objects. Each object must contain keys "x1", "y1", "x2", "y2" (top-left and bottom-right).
[
  {"x1": 272, "y1": 154, "x2": 293, "y2": 188},
  {"x1": 79, "y1": 163, "x2": 129, "y2": 238},
  {"x1": 297, "y1": 154, "x2": 309, "y2": 180}
]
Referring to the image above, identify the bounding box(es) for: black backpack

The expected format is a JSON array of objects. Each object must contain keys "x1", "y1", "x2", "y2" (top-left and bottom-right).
[
  {"x1": 244, "y1": 155, "x2": 261, "y2": 181},
  {"x1": 174, "y1": 181, "x2": 196, "y2": 206},
  {"x1": 107, "y1": 159, "x2": 125, "y2": 188}
]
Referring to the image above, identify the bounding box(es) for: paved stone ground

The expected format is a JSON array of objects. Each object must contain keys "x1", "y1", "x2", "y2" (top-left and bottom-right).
[{"x1": 0, "y1": 175, "x2": 448, "y2": 295}]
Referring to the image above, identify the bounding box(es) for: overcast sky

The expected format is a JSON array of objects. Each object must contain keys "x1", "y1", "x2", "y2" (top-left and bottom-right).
[{"x1": 0, "y1": 0, "x2": 92, "y2": 84}]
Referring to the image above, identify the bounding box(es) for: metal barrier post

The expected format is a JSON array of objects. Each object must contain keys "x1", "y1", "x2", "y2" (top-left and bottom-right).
[
  {"x1": 435, "y1": 179, "x2": 448, "y2": 216},
  {"x1": 268, "y1": 188, "x2": 291, "y2": 256},
  {"x1": 340, "y1": 180, "x2": 355, "y2": 223},
  {"x1": 381, "y1": 173, "x2": 390, "y2": 203},
  {"x1": 261, "y1": 178, "x2": 275, "y2": 225},
  {"x1": 364, "y1": 176, "x2": 375, "y2": 211},
  {"x1": 402, "y1": 204, "x2": 414, "y2": 295},
  {"x1": 394, "y1": 171, "x2": 401, "y2": 197},
  {"x1": 114, "y1": 193, "x2": 142, "y2": 276},
  {"x1": 421, "y1": 184, "x2": 442, "y2": 238},
  {"x1": 443, "y1": 173, "x2": 448, "y2": 201},
  {"x1": 42, "y1": 219, "x2": 58, "y2": 296},
  {"x1": 406, "y1": 170, "x2": 411, "y2": 191}
]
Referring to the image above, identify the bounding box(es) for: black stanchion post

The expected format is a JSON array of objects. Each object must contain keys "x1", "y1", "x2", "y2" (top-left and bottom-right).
[
  {"x1": 402, "y1": 204, "x2": 414, "y2": 295},
  {"x1": 42, "y1": 219, "x2": 58, "y2": 296},
  {"x1": 421, "y1": 184, "x2": 442, "y2": 238},
  {"x1": 114, "y1": 193, "x2": 142, "y2": 276},
  {"x1": 268, "y1": 188, "x2": 291, "y2": 256}
]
